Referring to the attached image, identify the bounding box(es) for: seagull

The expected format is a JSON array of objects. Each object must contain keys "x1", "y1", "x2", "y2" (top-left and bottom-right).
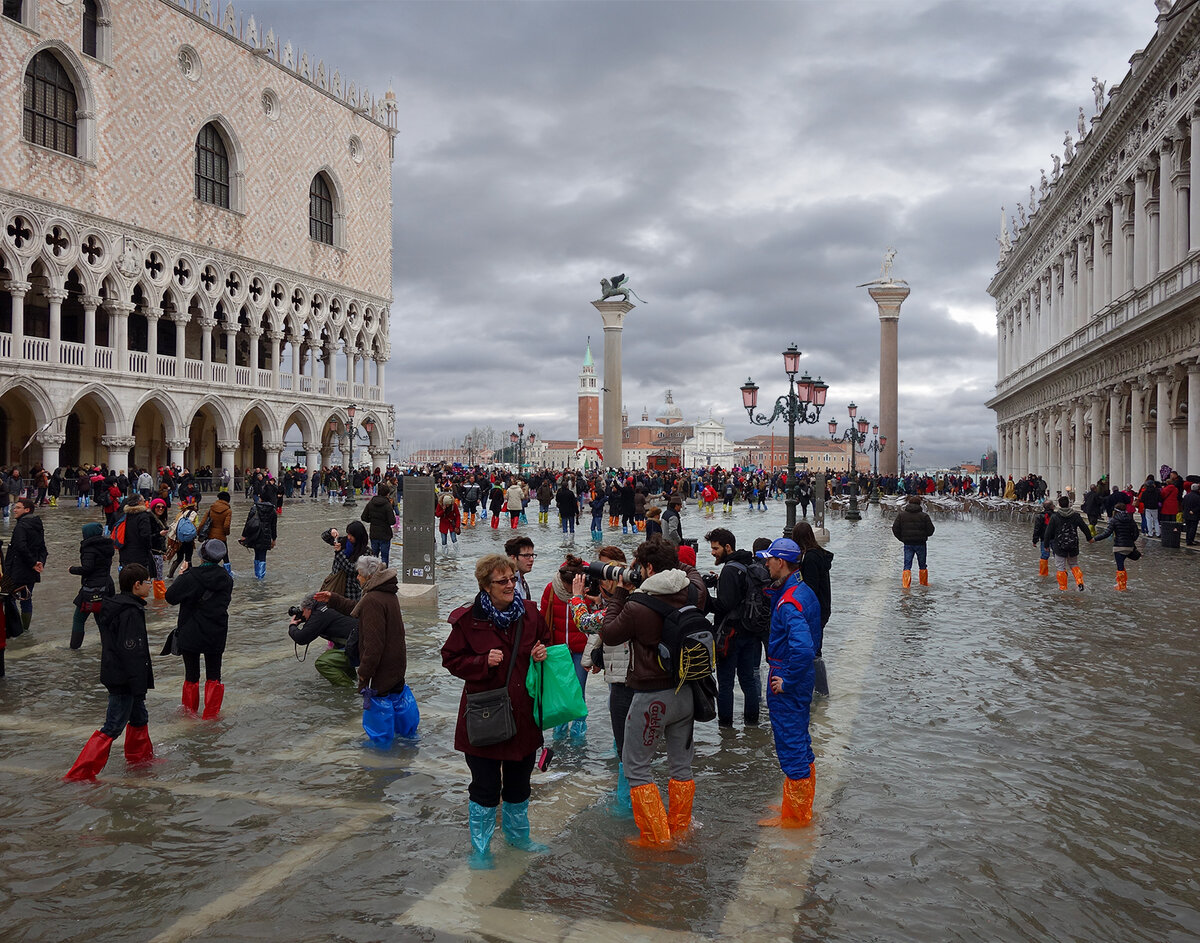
[{"x1": 21, "y1": 413, "x2": 74, "y2": 456}]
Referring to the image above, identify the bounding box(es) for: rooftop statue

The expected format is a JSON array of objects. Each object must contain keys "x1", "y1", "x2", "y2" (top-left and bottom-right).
[
  {"x1": 598, "y1": 273, "x2": 647, "y2": 304},
  {"x1": 1063, "y1": 131, "x2": 1075, "y2": 162},
  {"x1": 856, "y1": 247, "x2": 908, "y2": 287},
  {"x1": 1092, "y1": 76, "x2": 1106, "y2": 115},
  {"x1": 1052, "y1": 154, "x2": 1061, "y2": 179},
  {"x1": 1077, "y1": 106, "x2": 1086, "y2": 138}
]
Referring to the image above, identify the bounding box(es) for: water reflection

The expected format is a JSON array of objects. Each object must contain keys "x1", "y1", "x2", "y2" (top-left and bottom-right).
[{"x1": 1, "y1": 498, "x2": 1197, "y2": 941}]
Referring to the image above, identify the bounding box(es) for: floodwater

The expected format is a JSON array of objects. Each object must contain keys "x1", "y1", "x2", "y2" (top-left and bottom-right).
[{"x1": 1, "y1": 495, "x2": 1198, "y2": 943}]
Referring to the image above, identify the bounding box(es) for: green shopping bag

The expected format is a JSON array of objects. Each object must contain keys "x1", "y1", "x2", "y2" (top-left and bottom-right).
[{"x1": 526, "y1": 643, "x2": 588, "y2": 729}]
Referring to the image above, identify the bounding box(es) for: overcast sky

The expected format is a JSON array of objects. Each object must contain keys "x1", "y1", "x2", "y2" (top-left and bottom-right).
[{"x1": 251, "y1": 0, "x2": 1152, "y2": 467}]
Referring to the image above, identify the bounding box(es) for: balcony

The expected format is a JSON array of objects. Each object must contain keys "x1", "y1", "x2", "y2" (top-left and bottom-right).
[{"x1": 0, "y1": 333, "x2": 384, "y2": 404}]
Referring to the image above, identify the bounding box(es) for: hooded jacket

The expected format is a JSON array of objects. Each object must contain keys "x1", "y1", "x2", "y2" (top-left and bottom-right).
[
  {"x1": 69, "y1": 529, "x2": 116, "y2": 597},
  {"x1": 600, "y1": 565, "x2": 709, "y2": 691},
  {"x1": 165, "y1": 561, "x2": 234, "y2": 653},
  {"x1": 118, "y1": 504, "x2": 156, "y2": 570},
  {"x1": 1042, "y1": 506, "x2": 1092, "y2": 553},
  {"x1": 360, "y1": 493, "x2": 396, "y2": 541},
  {"x1": 892, "y1": 502, "x2": 935, "y2": 545},
  {"x1": 5, "y1": 512, "x2": 48, "y2": 586},
  {"x1": 1094, "y1": 508, "x2": 1140, "y2": 551},
  {"x1": 331, "y1": 568, "x2": 406, "y2": 695},
  {"x1": 98, "y1": 592, "x2": 153, "y2": 696},
  {"x1": 200, "y1": 497, "x2": 232, "y2": 542},
  {"x1": 798, "y1": 545, "x2": 833, "y2": 629}
]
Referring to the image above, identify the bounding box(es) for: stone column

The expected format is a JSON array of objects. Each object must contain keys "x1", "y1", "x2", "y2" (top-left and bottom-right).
[
  {"x1": 37, "y1": 431, "x2": 65, "y2": 474},
  {"x1": 225, "y1": 324, "x2": 238, "y2": 368},
  {"x1": 1090, "y1": 394, "x2": 1106, "y2": 486},
  {"x1": 108, "y1": 301, "x2": 133, "y2": 373},
  {"x1": 246, "y1": 326, "x2": 262, "y2": 381},
  {"x1": 343, "y1": 344, "x2": 353, "y2": 386},
  {"x1": 1188, "y1": 363, "x2": 1200, "y2": 475},
  {"x1": 1108, "y1": 387, "x2": 1123, "y2": 487},
  {"x1": 166, "y1": 438, "x2": 188, "y2": 469},
  {"x1": 1092, "y1": 217, "x2": 1106, "y2": 312},
  {"x1": 81, "y1": 294, "x2": 99, "y2": 369},
  {"x1": 266, "y1": 330, "x2": 284, "y2": 392},
  {"x1": 1155, "y1": 372, "x2": 1173, "y2": 474},
  {"x1": 1112, "y1": 193, "x2": 1128, "y2": 296},
  {"x1": 101, "y1": 435, "x2": 135, "y2": 471},
  {"x1": 1049, "y1": 262, "x2": 1061, "y2": 343},
  {"x1": 1160, "y1": 142, "x2": 1176, "y2": 271},
  {"x1": 1129, "y1": 381, "x2": 1147, "y2": 483},
  {"x1": 290, "y1": 335, "x2": 302, "y2": 391},
  {"x1": 304, "y1": 441, "x2": 322, "y2": 478},
  {"x1": 375, "y1": 357, "x2": 387, "y2": 397},
  {"x1": 1029, "y1": 414, "x2": 1041, "y2": 482},
  {"x1": 1134, "y1": 167, "x2": 1149, "y2": 289},
  {"x1": 868, "y1": 283, "x2": 909, "y2": 476},
  {"x1": 144, "y1": 306, "x2": 163, "y2": 373},
  {"x1": 1174, "y1": 158, "x2": 1190, "y2": 262},
  {"x1": 173, "y1": 313, "x2": 188, "y2": 377},
  {"x1": 591, "y1": 298, "x2": 635, "y2": 470},
  {"x1": 46, "y1": 287, "x2": 66, "y2": 363},
  {"x1": 198, "y1": 316, "x2": 216, "y2": 379},
  {"x1": 264, "y1": 440, "x2": 283, "y2": 479},
  {"x1": 1191, "y1": 108, "x2": 1200, "y2": 254},
  {"x1": 1043, "y1": 409, "x2": 1059, "y2": 495},
  {"x1": 7, "y1": 280, "x2": 30, "y2": 359},
  {"x1": 218, "y1": 440, "x2": 239, "y2": 484},
  {"x1": 1037, "y1": 276, "x2": 1049, "y2": 352},
  {"x1": 1062, "y1": 257, "x2": 1075, "y2": 337},
  {"x1": 1072, "y1": 400, "x2": 1087, "y2": 495}
]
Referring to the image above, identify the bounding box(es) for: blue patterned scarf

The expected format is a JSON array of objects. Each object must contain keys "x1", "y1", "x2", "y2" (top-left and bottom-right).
[{"x1": 479, "y1": 590, "x2": 525, "y2": 629}]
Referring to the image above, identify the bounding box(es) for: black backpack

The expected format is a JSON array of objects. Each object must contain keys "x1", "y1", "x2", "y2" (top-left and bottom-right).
[
  {"x1": 241, "y1": 507, "x2": 263, "y2": 545},
  {"x1": 1053, "y1": 516, "x2": 1079, "y2": 557},
  {"x1": 630, "y1": 583, "x2": 715, "y2": 692},
  {"x1": 725, "y1": 560, "x2": 773, "y2": 642}
]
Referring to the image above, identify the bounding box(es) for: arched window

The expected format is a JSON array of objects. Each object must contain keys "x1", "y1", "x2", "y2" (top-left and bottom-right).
[
  {"x1": 82, "y1": 0, "x2": 99, "y2": 58},
  {"x1": 309, "y1": 173, "x2": 334, "y2": 245},
  {"x1": 195, "y1": 122, "x2": 230, "y2": 208},
  {"x1": 24, "y1": 52, "x2": 78, "y2": 156},
  {"x1": 3, "y1": 1, "x2": 24, "y2": 24}
]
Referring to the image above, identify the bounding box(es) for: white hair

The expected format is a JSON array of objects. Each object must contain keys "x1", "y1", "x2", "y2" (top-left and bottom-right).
[{"x1": 356, "y1": 555, "x2": 385, "y2": 579}]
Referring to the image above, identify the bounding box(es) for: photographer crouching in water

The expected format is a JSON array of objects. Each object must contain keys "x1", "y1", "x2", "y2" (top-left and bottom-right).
[{"x1": 288, "y1": 592, "x2": 360, "y2": 688}]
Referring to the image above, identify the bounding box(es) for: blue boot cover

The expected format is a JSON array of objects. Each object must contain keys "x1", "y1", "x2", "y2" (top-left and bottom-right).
[
  {"x1": 609, "y1": 761, "x2": 634, "y2": 818},
  {"x1": 253, "y1": 559, "x2": 266, "y2": 580},
  {"x1": 391, "y1": 685, "x2": 420, "y2": 739},
  {"x1": 361, "y1": 690, "x2": 395, "y2": 747},
  {"x1": 501, "y1": 800, "x2": 548, "y2": 853},
  {"x1": 570, "y1": 718, "x2": 587, "y2": 742},
  {"x1": 468, "y1": 801, "x2": 497, "y2": 869}
]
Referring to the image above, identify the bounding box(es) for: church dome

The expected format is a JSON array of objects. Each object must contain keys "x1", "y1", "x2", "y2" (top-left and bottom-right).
[{"x1": 656, "y1": 390, "x2": 683, "y2": 425}]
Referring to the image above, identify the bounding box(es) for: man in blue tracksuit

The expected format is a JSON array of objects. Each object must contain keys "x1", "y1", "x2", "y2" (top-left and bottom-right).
[{"x1": 756, "y1": 538, "x2": 818, "y2": 828}]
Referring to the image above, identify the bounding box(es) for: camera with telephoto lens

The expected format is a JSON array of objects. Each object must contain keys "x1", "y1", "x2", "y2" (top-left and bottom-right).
[
  {"x1": 585, "y1": 560, "x2": 645, "y2": 588},
  {"x1": 288, "y1": 605, "x2": 306, "y2": 623}
]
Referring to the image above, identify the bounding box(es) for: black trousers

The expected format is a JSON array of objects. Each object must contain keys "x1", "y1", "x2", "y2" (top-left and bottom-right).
[
  {"x1": 182, "y1": 650, "x2": 222, "y2": 683},
  {"x1": 464, "y1": 751, "x2": 536, "y2": 807}
]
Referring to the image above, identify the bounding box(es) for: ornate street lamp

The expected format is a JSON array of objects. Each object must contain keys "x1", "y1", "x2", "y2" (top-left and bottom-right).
[
  {"x1": 509, "y1": 422, "x2": 535, "y2": 471},
  {"x1": 336, "y1": 404, "x2": 374, "y2": 508},
  {"x1": 739, "y1": 343, "x2": 828, "y2": 535},
  {"x1": 866, "y1": 424, "x2": 888, "y2": 476},
  {"x1": 829, "y1": 403, "x2": 870, "y2": 522}
]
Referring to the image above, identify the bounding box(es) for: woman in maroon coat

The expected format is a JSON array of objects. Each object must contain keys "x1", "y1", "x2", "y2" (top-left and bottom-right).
[{"x1": 442, "y1": 553, "x2": 550, "y2": 869}]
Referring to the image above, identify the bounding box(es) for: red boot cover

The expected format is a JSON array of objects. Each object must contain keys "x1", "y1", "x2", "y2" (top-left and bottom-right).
[
  {"x1": 64, "y1": 731, "x2": 114, "y2": 782},
  {"x1": 124, "y1": 724, "x2": 155, "y2": 766},
  {"x1": 202, "y1": 680, "x2": 225, "y2": 720}
]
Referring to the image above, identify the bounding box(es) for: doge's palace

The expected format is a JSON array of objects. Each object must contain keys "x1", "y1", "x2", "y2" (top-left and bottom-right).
[
  {"x1": 988, "y1": 1, "x2": 1200, "y2": 496},
  {"x1": 0, "y1": 0, "x2": 396, "y2": 478}
]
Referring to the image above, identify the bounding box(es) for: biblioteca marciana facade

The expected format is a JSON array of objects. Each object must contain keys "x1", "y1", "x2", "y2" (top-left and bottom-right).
[
  {"x1": 988, "y1": 1, "x2": 1200, "y2": 496},
  {"x1": 0, "y1": 0, "x2": 397, "y2": 477}
]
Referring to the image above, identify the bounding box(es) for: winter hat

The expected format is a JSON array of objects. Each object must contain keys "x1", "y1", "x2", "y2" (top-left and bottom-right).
[
  {"x1": 439, "y1": 493, "x2": 454, "y2": 507},
  {"x1": 200, "y1": 539, "x2": 227, "y2": 562},
  {"x1": 755, "y1": 538, "x2": 801, "y2": 562},
  {"x1": 149, "y1": 498, "x2": 166, "y2": 511},
  {"x1": 677, "y1": 544, "x2": 697, "y2": 567},
  {"x1": 82, "y1": 522, "x2": 104, "y2": 539}
]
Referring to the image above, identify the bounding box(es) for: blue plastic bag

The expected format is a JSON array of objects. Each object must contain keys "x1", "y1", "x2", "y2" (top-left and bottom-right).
[{"x1": 361, "y1": 685, "x2": 420, "y2": 746}]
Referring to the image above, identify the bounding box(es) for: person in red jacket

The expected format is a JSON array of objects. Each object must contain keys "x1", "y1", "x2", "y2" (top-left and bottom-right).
[
  {"x1": 1158, "y1": 476, "x2": 1180, "y2": 538},
  {"x1": 540, "y1": 555, "x2": 590, "y2": 741},
  {"x1": 435, "y1": 493, "x2": 461, "y2": 547},
  {"x1": 441, "y1": 554, "x2": 550, "y2": 869}
]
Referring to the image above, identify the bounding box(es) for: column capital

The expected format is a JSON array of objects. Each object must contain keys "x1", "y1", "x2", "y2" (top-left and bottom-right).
[
  {"x1": 37, "y1": 431, "x2": 66, "y2": 447},
  {"x1": 218, "y1": 440, "x2": 241, "y2": 452},
  {"x1": 5, "y1": 280, "x2": 31, "y2": 296},
  {"x1": 80, "y1": 294, "x2": 102, "y2": 309},
  {"x1": 303, "y1": 441, "x2": 322, "y2": 453},
  {"x1": 44, "y1": 288, "x2": 68, "y2": 304},
  {"x1": 264, "y1": 441, "x2": 285, "y2": 452},
  {"x1": 144, "y1": 305, "x2": 164, "y2": 321},
  {"x1": 170, "y1": 310, "x2": 191, "y2": 325},
  {"x1": 105, "y1": 300, "x2": 135, "y2": 316},
  {"x1": 165, "y1": 438, "x2": 190, "y2": 451},
  {"x1": 196, "y1": 317, "x2": 217, "y2": 331},
  {"x1": 244, "y1": 325, "x2": 263, "y2": 338},
  {"x1": 265, "y1": 329, "x2": 286, "y2": 342},
  {"x1": 101, "y1": 435, "x2": 136, "y2": 449}
]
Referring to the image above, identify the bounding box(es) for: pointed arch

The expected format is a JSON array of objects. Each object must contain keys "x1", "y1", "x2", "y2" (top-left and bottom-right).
[
  {"x1": 195, "y1": 115, "x2": 245, "y2": 212},
  {"x1": 281, "y1": 404, "x2": 318, "y2": 444},
  {"x1": 131, "y1": 390, "x2": 182, "y2": 440},
  {"x1": 309, "y1": 165, "x2": 344, "y2": 247},
  {"x1": 188, "y1": 394, "x2": 235, "y2": 441},
  {"x1": 67, "y1": 382, "x2": 125, "y2": 432},
  {"x1": 21, "y1": 41, "x2": 97, "y2": 162},
  {"x1": 0, "y1": 375, "x2": 55, "y2": 427},
  {"x1": 238, "y1": 399, "x2": 282, "y2": 442}
]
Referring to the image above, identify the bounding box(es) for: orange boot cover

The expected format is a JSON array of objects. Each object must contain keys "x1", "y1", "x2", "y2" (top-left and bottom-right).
[
  {"x1": 63, "y1": 731, "x2": 114, "y2": 782},
  {"x1": 918, "y1": 569, "x2": 929, "y2": 586},
  {"x1": 1056, "y1": 570, "x2": 1069, "y2": 591},
  {"x1": 1116, "y1": 569, "x2": 1128, "y2": 591},
  {"x1": 202, "y1": 680, "x2": 225, "y2": 720},
  {"x1": 628, "y1": 783, "x2": 673, "y2": 848},
  {"x1": 758, "y1": 765, "x2": 815, "y2": 827},
  {"x1": 182, "y1": 680, "x2": 200, "y2": 715},
  {"x1": 667, "y1": 778, "x2": 695, "y2": 837},
  {"x1": 124, "y1": 724, "x2": 155, "y2": 766},
  {"x1": 1038, "y1": 558, "x2": 1049, "y2": 577},
  {"x1": 901, "y1": 570, "x2": 912, "y2": 590},
  {"x1": 1071, "y1": 566, "x2": 1084, "y2": 590}
]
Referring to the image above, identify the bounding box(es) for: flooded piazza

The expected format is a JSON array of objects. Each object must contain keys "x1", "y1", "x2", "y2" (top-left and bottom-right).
[{"x1": 2, "y1": 496, "x2": 1198, "y2": 943}]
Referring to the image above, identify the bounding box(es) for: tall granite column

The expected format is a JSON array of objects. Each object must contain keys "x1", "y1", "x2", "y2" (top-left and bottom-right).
[
  {"x1": 591, "y1": 299, "x2": 635, "y2": 470},
  {"x1": 868, "y1": 284, "x2": 909, "y2": 476}
]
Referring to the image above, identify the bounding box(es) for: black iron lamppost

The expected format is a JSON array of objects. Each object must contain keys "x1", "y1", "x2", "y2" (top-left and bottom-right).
[
  {"x1": 866, "y1": 424, "x2": 888, "y2": 475},
  {"x1": 739, "y1": 343, "x2": 828, "y2": 536},
  {"x1": 828, "y1": 403, "x2": 870, "y2": 522},
  {"x1": 465, "y1": 434, "x2": 474, "y2": 467},
  {"x1": 509, "y1": 422, "x2": 535, "y2": 471},
  {"x1": 330, "y1": 404, "x2": 374, "y2": 508}
]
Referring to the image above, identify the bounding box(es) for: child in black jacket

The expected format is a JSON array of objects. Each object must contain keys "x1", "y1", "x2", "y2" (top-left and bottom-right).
[
  {"x1": 67, "y1": 522, "x2": 115, "y2": 650},
  {"x1": 64, "y1": 563, "x2": 155, "y2": 782}
]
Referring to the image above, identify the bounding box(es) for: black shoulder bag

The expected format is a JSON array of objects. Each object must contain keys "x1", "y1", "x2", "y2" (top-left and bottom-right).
[{"x1": 464, "y1": 616, "x2": 524, "y2": 747}]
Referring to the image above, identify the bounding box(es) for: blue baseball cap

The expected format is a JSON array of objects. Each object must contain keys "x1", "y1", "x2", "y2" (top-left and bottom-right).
[{"x1": 755, "y1": 538, "x2": 800, "y2": 562}]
